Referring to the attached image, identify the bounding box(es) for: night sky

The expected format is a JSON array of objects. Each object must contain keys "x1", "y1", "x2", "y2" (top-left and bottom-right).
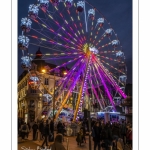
[{"x1": 18, "y1": 0, "x2": 132, "y2": 83}]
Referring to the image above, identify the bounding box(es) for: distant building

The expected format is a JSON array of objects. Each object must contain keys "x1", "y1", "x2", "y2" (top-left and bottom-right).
[{"x1": 18, "y1": 48, "x2": 66, "y2": 122}]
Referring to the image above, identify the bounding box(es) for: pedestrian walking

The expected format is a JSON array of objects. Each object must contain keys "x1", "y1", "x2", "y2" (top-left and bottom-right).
[
  {"x1": 32, "y1": 122, "x2": 38, "y2": 140},
  {"x1": 20, "y1": 122, "x2": 29, "y2": 139},
  {"x1": 49, "y1": 134, "x2": 66, "y2": 150},
  {"x1": 49, "y1": 119, "x2": 54, "y2": 142},
  {"x1": 120, "y1": 120, "x2": 127, "y2": 144},
  {"x1": 39, "y1": 120, "x2": 44, "y2": 141},
  {"x1": 92, "y1": 122, "x2": 102, "y2": 150},
  {"x1": 41, "y1": 122, "x2": 49, "y2": 148}
]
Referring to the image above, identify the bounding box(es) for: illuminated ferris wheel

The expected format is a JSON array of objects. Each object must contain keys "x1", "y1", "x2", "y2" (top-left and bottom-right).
[{"x1": 18, "y1": 0, "x2": 127, "y2": 121}]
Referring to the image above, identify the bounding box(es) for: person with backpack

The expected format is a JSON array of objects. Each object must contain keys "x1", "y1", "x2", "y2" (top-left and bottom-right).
[{"x1": 21, "y1": 122, "x2": 29, "y2": 139}]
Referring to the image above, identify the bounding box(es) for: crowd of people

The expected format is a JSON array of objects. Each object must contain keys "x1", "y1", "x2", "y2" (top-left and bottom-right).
[
  {"x1": 18, "y1": 117, "x2": 132, "y2": 150},
  {"x1": 90, "y1": 119, "x2": 132, "y2": 150}
]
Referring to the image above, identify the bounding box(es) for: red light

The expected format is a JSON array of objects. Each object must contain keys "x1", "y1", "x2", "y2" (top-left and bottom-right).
[{"x1": 32, "y1": 36, "x2": 38, "y2": 39}]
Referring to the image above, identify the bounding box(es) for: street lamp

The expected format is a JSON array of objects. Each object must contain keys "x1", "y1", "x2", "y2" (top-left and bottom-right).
[
  {"x1": 42, "y1": 69, "x2": 46, "y2": 73},
  {"x1": 63, "y1": 71, "x2": 67, "y2": 75}
]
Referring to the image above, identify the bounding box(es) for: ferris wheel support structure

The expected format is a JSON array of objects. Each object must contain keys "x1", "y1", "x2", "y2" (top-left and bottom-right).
[
  {"x1": 55, "y1": 61, "x2": 86, "y2": 120},
  {"x1": 73, "y1": 52, "x2": 92, "y2": 121}
]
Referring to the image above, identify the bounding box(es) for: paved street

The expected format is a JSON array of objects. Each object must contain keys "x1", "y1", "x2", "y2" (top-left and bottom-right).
[
  {"x1": 18, "y1": 131, "x2": 95, "y2": 150},
  {"x1": 18, "y1": 131, "x2": 131, "y2": 150}
]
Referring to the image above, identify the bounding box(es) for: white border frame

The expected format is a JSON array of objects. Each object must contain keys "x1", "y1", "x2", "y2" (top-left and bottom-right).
[{"x1": 10, "y1": 0, "x2": 140, "y2": 149}]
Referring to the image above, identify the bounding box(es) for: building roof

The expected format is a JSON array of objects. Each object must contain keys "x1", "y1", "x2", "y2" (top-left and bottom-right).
[{"x1": 18, "y1": 48, "x2": 69, "y2": 83}]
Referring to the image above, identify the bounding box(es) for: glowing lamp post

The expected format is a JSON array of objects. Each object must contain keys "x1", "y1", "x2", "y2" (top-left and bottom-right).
[{"x1": 42, "y1": 69, "x2": 46, "y2": 73}]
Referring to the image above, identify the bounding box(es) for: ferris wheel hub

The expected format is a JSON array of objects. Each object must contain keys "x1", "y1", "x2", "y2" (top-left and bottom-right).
[{"x1": 83, "y1": 43, "x2": 98, "y2": 55}]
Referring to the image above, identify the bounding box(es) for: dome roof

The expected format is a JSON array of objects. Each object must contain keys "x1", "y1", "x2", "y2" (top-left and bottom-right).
[{"x1": 35, "y1": 47, "x2": 42, "y2": 57}]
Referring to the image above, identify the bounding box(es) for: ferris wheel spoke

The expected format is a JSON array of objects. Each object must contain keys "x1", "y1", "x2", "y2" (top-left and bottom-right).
[
  {"x1": 29, "y1": 42, "x2": 81, "y2": 53},
  {"x1": 97, "y1": 41, "x2": 112, "y2": 50},
  {"x1": 73, "y1": 54, "x2": 92, "y2": 121},
  {"x1": 44, "y1": 10, "x2": 83, "y2": 46},
  {"x1": 93, "y1": 33, "x2": 106, "y2": 46},
  {"x1": 30, "y1": 19, "x2": 82, "y2": 51},
  {"x1": 28, "y1": 34, "x2": 82, "y2": 52},
  {"x1": 98, "y1": 50, "x2": 119, "y2": 55},
  {"x1": 55, "y1": 61, "x2": 86, "y2": 120},
  {"x1": 31, "y1": 55, "x2": 81, "y2": 60},
  {"x1": 55, "y1": 58, "x2": 84, "y2": 100},
  {"x1": 52, "y1": 58, "x2": 85, "y2": 94},
  {"x1": 95, "y1": 57, "x2": 127, "y2": 99},
  {"x1": 88, "y1": 67, "x2": 104, "y2": 109},
  {"x1": 100, "y1": 59, "x2": 125, "y2": 75},
  {"x1": 49, "y1": 55, "x2": 84, "y2": 73},
  {"x1": 105, "y1": 71, "x2": 125, "y2": 87},
  {"x1": 30, "y1": 52, "x2": 83, "y2": 60},
  {"x1": 37, "y1": 16, "x2": 78, "y2": 47},
  {"x1": 93, "y1": 62, "x2": 116, "y2": 110},
  {"x1": 88, "y1": 20, "x2": 97, "y2": 43},
  {"x1": 90, "y1": 65, "x2": 106, "y2": 107},
  {"x1": 100, "y1": 55, "x2": 125, "y2": 64},
  {"x1": 91, "y1": 26, "x2": 103, "y2": 45},
  {"x1": 53, "y1": 5, "x2": 85, "y2": 45},
  {"x1": 88, "y1": 76, "x2": 104, "y2": 110},
  {"x1": 29, "y1": 51, "x2": 83, "y2": 57}
]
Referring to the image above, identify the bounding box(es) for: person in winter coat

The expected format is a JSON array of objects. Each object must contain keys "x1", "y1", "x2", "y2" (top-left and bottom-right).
[
  {"x1": 101, "y1": 124, "x2": 112, "y2": 150},
  {"x1": 49, "y1": 119, "x2": 54, "y2": 142},
  {"x1": 49, "y1": 134, "x2": 66, "y2": 150},
  {"x1": 120, "y1": 121, "x2": 127, "y2": 144},
  {"x1": 57, "y1": 121, "x2": 65, "y2": 136},
  {"x1": 32, "y1": 122, "x2": 38, "y2": 140},
  {"x1": 39, "y1": 120, "x2": 44, "y2": 140},
  {"x1": 92, "y1": 122, "x2": 102, "y2": 150},
  {"x1": 20, "y1": 122, "x2": 29, "y2": 139},
  {"x1": 41, "y1": 122, "x2": 50, "y2": 148},
  {"x1": 80, "y1": 125, "x2": 86, "y2": 143},
  {"x1": 112, "y1": 123, "x2": 121, "y2": 139},
  {"x1": 126, "y1": 127, "x2": 132, "y2": 148},
  {"x1": 76, "y1": 128, "x2": 85, "y2": 146},
  {"x1": 27, "y1": 122, "x2": 31, "y2": 131}
]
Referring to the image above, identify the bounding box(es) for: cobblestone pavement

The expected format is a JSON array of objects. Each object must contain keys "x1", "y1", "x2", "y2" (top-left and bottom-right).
[{"x1": 18, "y1": 131, "x2": 95, "y2": 150}]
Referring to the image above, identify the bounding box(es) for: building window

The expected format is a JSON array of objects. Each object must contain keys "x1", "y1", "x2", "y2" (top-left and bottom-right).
[
  {"x1": 44, "y1": 78, "x2": 49, "y2": 85},
  {"x1": 31, "y1": 89, "x2": 36, "y2": 93}
]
